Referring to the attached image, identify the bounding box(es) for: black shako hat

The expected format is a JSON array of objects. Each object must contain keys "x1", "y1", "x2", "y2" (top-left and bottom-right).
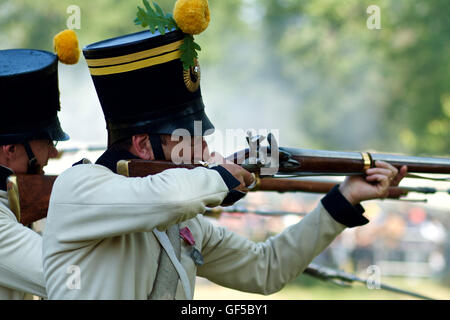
[
  {"x1": 0, "y1": 49, "x2": 70, "y2": 145},
  {"x1": 83, "y1": 28, "x2": 214, "y2": 146}
]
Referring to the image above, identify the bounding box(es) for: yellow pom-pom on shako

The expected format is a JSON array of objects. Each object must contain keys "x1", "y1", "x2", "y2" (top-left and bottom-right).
[
  {"x1": 173, "y1": 0, "x2": 210, "y2": 35},
  {"x1": 53, "y1": 29, "x2": 80, "y2": 65}
]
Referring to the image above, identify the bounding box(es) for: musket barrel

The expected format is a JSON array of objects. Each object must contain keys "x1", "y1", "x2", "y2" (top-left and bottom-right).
[
  {"x1": 280, "y1": 148, "x2": 366, "y2": 174},
  {"x1": 279, "y1": 147, "x2": 450, "y2": 175},
  {"x1": 370, "y1": 153, "x2": 450, "y2": 174}
]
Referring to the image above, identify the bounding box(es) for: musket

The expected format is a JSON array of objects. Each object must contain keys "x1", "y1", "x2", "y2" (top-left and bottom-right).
[
  {"x1": 114, "y1": 133, "x2": 450, "y2": 180},
  {"x1": 228, "y1": 133, "x2": 450, "y2": 179},
  {"x1": 51, "y1": 139, "x2": 450, "y2": 178},
  {"x1": 6, "y1": 133, "x2": 450, "y2": 225},
  {"x1": 304, "y1": 263, "x2": 434, "y2": 300}
]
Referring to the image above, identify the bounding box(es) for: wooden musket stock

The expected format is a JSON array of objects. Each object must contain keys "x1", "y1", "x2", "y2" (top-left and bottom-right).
[{"x1": 7, "y1": 175, "x2": 57, "y2": 226}]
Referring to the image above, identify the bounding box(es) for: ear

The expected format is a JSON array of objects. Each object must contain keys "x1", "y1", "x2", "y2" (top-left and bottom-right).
[
  {"x1": 130, "y1": 134, "x2": 154, "y2": 160},
  {"x1": 1, "y1": 144, "x2": 17, "y2": 159},
  {"x1": 0, "y1": 144, "x2": 18, "y2": 166}
]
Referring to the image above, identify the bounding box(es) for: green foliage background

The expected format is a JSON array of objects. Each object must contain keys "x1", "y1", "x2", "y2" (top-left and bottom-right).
[{"x1": 0, "y1": 0, "x2": 448, "y2": 156}]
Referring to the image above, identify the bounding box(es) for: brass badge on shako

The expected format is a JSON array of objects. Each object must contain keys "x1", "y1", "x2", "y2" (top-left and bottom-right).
[{"x1": 183, "y1": 59, "x2": 201, "y2": 92}]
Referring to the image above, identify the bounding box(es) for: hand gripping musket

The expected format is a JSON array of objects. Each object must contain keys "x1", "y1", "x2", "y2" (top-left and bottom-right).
[
  {"x1": 6, "y1": 133, "x2": 450, "y2": 225},
  {"x1": 304, "y1": 263, "x2": 434, "y2": 300}
]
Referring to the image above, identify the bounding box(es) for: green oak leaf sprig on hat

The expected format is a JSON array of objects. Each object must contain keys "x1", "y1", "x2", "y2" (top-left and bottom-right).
[{"x1": 134, "y1": 0, "x2": 210, "y2": 70}]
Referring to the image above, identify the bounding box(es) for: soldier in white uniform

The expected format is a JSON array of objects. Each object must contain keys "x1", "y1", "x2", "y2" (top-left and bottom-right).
[
  {"x1": 0, "y1": 49, "x2": 71, "y2": 299},
  {"x1": 42, "y1": 27, "x2": 405, "y2": 300}
]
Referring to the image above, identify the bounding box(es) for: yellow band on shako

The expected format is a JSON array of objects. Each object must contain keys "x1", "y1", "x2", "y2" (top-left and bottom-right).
[
  {"x1": 88, "y1": 50, "x2": 182, "y2": 76},
  {"x1": 85, "y1": 39, "x2": 184, "y2": 67}
]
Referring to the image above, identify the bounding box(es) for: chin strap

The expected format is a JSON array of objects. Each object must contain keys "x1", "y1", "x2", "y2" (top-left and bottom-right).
[
  {"x1": 149, "y1": 134, "x2": 165, "y2": 161},
  {"x1": 22, "y1": 142, "x2": 40, "y2": 174}
]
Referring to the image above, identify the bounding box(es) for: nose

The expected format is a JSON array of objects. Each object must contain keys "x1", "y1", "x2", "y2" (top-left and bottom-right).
[{"x1": 49, "y1": 144, "x2": 59, "y2": 159}]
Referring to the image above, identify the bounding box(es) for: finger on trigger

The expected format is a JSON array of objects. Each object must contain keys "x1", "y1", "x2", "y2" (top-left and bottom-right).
[{"x1": 399, "y1": 165, "x2": 408, "y2": 176}]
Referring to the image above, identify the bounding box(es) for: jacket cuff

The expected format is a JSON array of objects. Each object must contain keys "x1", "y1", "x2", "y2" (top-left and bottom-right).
[
  {"x1": 209, "y1": 166, "x2": 245, "y2": 206},
  {"x1": 209, "y1": 166, "x2": 241, "y2": 191},
  {"x1": 321, "y1": 185, "x2": 369, "y2": 228}
]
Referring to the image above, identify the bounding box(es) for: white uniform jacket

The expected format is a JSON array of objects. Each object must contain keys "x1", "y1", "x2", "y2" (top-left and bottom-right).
[
  {"x1": 43, "y1": 154, "x2": 368, "y2": 300},
  {"x1": 0, "y1": 189, "x2": 47, "y2": 299}
]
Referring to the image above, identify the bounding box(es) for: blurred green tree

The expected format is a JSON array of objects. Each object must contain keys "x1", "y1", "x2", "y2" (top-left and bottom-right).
[
  {"x1": 0, "y1": 0, "x2": 176, "y2": 49},
  {"x1": 259, "y1": 0, "x2": 449, "y2": 155}
]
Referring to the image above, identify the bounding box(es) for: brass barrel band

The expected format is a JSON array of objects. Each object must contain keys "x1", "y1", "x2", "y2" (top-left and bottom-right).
[{"x1": 361, "y1": 152, "x2": 372, "y2": 170}]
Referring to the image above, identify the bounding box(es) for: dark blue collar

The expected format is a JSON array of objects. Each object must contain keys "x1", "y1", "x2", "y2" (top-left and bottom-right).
[
  {"x1": 95, "y1": 148, "x2": 140, "y2": 174},
  {"x1": 0, "y1": 165, "x2": 14, "y2": 191}
]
